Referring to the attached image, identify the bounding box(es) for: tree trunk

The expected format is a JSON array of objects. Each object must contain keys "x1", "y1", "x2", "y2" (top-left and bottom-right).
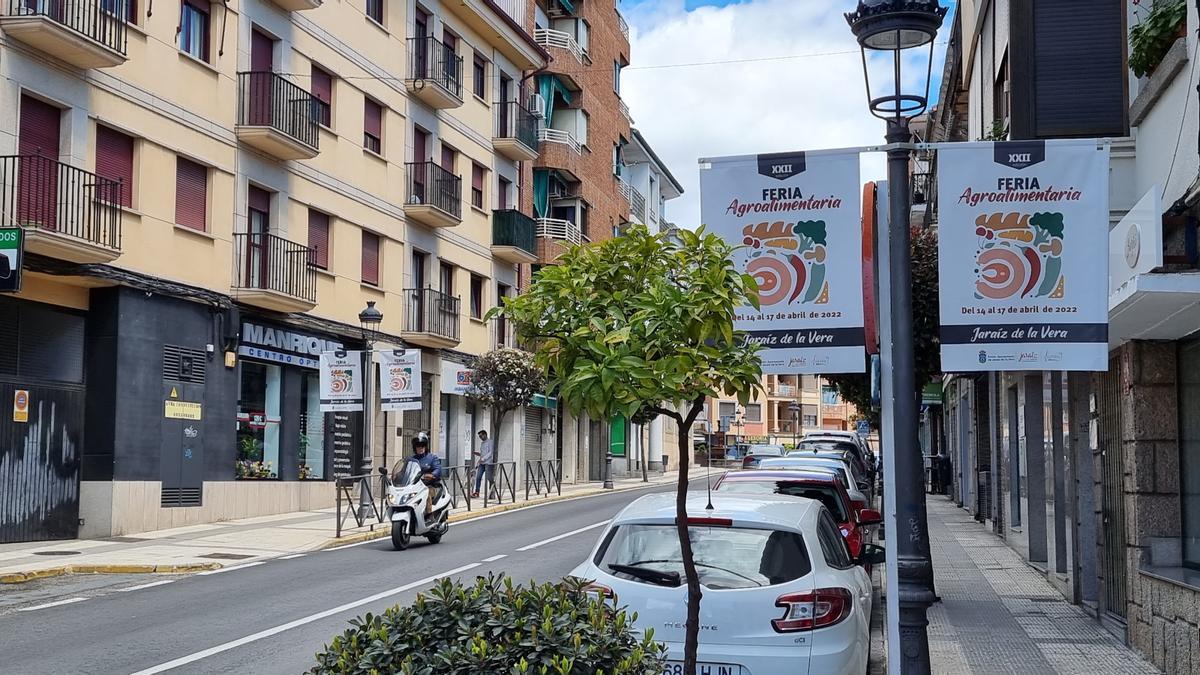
[
  {"x1": 640, "y1": 422, "x2": 649, "y2": 482},
  {"x1": 675, "y1": 399, "x2": 705, "y2": 674}
]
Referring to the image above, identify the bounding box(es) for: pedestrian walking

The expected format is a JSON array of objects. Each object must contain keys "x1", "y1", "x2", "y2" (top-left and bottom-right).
[{"x1": 472, "y1": 429, "x2": 495, "y2": 498}]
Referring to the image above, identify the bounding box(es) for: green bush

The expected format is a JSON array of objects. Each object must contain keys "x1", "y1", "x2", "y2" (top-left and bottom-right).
[
  {"x1": 309, "y1": 574, "x2": 666, "y2": 675},
  {"x1": 1130, "y1": 0, "x2": 1187, "y2": 78}
]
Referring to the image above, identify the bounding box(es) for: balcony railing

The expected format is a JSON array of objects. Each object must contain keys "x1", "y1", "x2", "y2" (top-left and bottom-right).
[
  {"x1": 408, "y1": 35, "x2": 463, "y2": 99},
  {"x1": 538, "y1": 128, "x2": 582, "y2": 155},
  {"x1": 771, "y1": 384, "x2": 799, "y2": 398},
  {"x1": 232, "y1": 232, "x2": 316, "y2": 302},
  {"x1": 404, "y1": 287, "x2": 461, "y2": 342},
  {"x1": 618, "y1": 97, "x2": 633, "y2": 125},
  {"x1": 495, "y1": 101, "x2": 539, "y2": 152},
  {"x1": 534, "y1": 28, "x2": 584, "y2": 65},
  {"x1": 493, "y1": 209, "x2": 537, "y2": 257},
  {"x1": 618, "y1": 177, "x2": 646, "y2": 222},
  {"x1": 406, "y1": 161, "x2": 462, "y2": 219},
  {"x1": 490, "y1": 0, "x2": 525, "y2": 25},
  {"x1": 617, "y1": 10, "x2": 629, "y2": 40},
  {"x1": 4, "y1": 0, "x2": 127, "y2": 56},
  {"x1": 535, "y1": 217, "x2": 583, "y2": 245},
  {"x1": 237, "y1": 71, "x2": 320, "y2": 151},
  {"x1": 0, "y1": 154, "x2": 121, "y2": 249}
]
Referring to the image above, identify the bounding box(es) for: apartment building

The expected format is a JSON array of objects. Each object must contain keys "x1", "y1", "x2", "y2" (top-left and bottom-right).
[
  {"x1": 0, "y1": 0, "x2": 556, "y2": 542},
  {"x1": 703, "y1": 375, "x2": 858, "y2": 449}
]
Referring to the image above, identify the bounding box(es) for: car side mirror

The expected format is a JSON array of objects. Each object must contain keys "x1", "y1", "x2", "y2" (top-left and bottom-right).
[
  {"x1": 857, "y1": 543, "x2": 886, "y2": 566},
  {"x1": 857, "y1": 508, "x2": 883, "y2": 526}
]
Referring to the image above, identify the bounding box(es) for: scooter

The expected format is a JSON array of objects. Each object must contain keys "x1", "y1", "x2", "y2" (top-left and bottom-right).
[{"x1": 380, "y1": 460, "x2": 452, "y2": 550}]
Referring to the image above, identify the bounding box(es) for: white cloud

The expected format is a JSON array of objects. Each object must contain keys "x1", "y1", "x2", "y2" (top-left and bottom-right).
[{"x1": 623, "y1": 0, "x2": 910, "y2": 230}]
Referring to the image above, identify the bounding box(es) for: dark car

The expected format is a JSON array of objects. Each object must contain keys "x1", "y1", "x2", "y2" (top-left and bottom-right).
[{"x1": 740, "y1": 444, "x2": 786, "y2": 469}]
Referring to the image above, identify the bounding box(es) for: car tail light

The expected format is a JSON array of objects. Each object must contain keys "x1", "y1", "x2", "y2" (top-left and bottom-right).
[
  {"x1": 772, "y1": 588, "x2": 853, "y2": 632},
  {"x1": 742, "y1": 456, "x2": 755, "y2": 469},
  {"x1": 585, "y1": 583, "x2": 616, "y2": 604},
  {"x1": 841, "y1": 524, "x2": 863, "y2": 558}
]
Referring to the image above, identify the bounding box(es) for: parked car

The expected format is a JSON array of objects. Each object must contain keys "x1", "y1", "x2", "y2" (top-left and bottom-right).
[
  {"x1": 792, "y1": 439, "x2": 871, "y2": 480},
  {"x1": 741, "y1": 443, "x2": 786, "y2": 469},
  {"x1": 712, "y1": 469, "x2": 882, "y2": 560},
  {"x1": 571, "y1": 493, "x2": 882, "y2": 675},
  {"x1": 756, "y1": 456, "x2": 871, "y2": 514},
  {"x1": 805, "y1": 432, "x2": 876, "y2": 472}
]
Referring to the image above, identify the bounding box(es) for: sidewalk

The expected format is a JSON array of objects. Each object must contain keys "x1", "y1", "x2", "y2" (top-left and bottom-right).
[
  {"x1": 919, "y1": 497, "x2": 1159, "y2": 674},
  {"x1": 0, "y1": 470, "x2": 698, "y2": 583}
]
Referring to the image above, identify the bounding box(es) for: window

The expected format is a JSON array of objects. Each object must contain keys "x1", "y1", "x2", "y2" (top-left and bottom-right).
[
  {"x1": 612, "y1": 143, "x2": 619, "y2": 176},
  {"x1": 803, "y1": 414, "x2": 818, "y2": 427},
  {"x1": 471, "y1": 163, "x2": 485, "y2": 209},
  {"x1": 365, "y1": 0, "x2": 382, "y2": 25},
  {"x1": 310, "y1": 65, "x2": 333, "y2": 128},
  {"x1": 237, "y1": 361, "x2": 281, "y2": 480},
  {"x1": 744, "y1": 403, "x2": 762, "y2": 423},
  {"x1": 102, "y1": 0, "x2": 135, "y2": 23},
  {"x1": 441, "y1": 144, "x2": 457, "y2": 173},
  {"x1": 363, "y1": 99, "x2": 382, "y2": 154},
  {"x1": 613, "y1": 60, "x2": 621, "y2": 94},
  {"x1": 816, "y1": 510, "x2": 853, "y2": 568},
  {"x1": 439, "y1": 262, "x2": 454, "y2": 295},
  {"x1": 308, "y1": 210, "x2": 330, "y2": 269},
  {"x1": 179, "y1": 0, "x2": 209, "y2": 62},
  {"x1": 579, "y1": 110, "x2": 589, "y2": 147},
  {"x1": 473, "y1": 53, "x2": 487, "y2": 100},
  {"x1": 717, "y1": 401, "x2": 736, "y2": 420},
  {"x1": 822, "y1": 386, "x2": 840, "y2": 406},
  {"x1": 95, "y1": 125, "x2": 134, "y2": 208},
  {"x1": 174, "y1": 157, "x2": 207, "y2": 231},
  {"x1": 470, "y1": 274, "x2": 484, "y2": 319},
  {"x1": 299, "y1": 372, "x2": 326, "y2": 480},
  {"x1": 497, "y1": 176, "x2": 511, "y2": 210},
  {"x1": 361, "y1": 230, "x2": 380, "y2": 285}
]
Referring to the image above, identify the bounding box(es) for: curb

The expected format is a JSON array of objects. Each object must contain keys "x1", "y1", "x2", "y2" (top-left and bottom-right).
[{"x1": 0, "y1": 562, "x2": 221, "y2": 585}]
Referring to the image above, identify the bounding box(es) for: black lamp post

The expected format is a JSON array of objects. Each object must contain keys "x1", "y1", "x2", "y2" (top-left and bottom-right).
[
  {"x1": 846, "y1": 1, "x2": 945, "y2": 673},
  {"x1": 358, "y1": 301, "x2": 384, "y2": 477},
  {"x1": 789, "y1": 402, "x2": 801, "y2": 449}
]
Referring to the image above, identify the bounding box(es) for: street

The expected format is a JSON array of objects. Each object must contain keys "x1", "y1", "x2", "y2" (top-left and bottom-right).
[{"x1": 0, "y1": 485, "x2": 679, "y2": 675}]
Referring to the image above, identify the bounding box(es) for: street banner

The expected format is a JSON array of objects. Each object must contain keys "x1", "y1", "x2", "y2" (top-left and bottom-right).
[
  {"x1": 0, "y1": 228, "x2": 24, "y2": 293},
  {"x1": 700, "y1": 150, "x2": 865, "y2": 374},
  {"x1": 440, "y1": 359, "x2": 474, "y2": 395},
  {"x1": 319, "y1": 350, "x2": 364, "y2": 412},
  {"x1": 937, "y1": 139, "x2": 1110, "y2": 372},
  {"x1": 377, "y1": 349, "x2": 422, "y2": 412}
]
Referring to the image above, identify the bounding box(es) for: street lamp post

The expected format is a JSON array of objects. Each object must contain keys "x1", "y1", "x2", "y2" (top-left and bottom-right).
[
  {"x1": 845, "y1": 1, "x2": 946, "y2": 673},
  {"x1": 358, "y1": 300, "x2": 384, "y2": 480},
  {"x1": 789, "y1": 402, "x2": 801, "y2": 449}
]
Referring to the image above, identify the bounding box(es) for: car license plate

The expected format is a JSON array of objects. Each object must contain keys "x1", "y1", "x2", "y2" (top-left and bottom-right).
[{"x1": 665, "y1": 662, "x2": 743, "y2": 675}]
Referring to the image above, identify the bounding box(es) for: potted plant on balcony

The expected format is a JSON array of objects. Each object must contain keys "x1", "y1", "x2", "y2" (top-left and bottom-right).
[{"x1": 1130, "y1": 0, "x2": 1187, "y2": 78}]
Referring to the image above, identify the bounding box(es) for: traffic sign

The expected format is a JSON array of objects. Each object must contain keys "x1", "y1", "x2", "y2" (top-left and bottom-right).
[
  {"x1": 0, "y1": 228, "x2": 23, "y2": 293},
  {"x1": 856, "y1": 420, "x2": 870, "y2": 436},
  {"x1": 13, "y1": 389, "x2": 29, "y2": 423}
]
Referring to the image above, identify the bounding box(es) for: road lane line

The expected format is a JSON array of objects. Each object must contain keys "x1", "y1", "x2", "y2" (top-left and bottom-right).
[
  {"x1": 129, "y1": 562, "x2": 481, "y2": 675},
  {"x1": 118, "y1": 580, "x2": 176, "y2": 592},
  {"x1": 481, "y1": 554, "x2": 507, "y2": 562},
  {"x1": 279, "y1": 554, "x2": 306, "y2": 560},
  {"x1": 196, "y1": 561, "x2": 265, "y2": 576},
  {"x1": 515, "y1": 520, "x2": 610, "y2": 552},
  {"x1": 18, "y1": 597, "x2": 87, "y2": 612},
  {"x1": 324, "y1": 538, "x2": 383, "y2": 552}
]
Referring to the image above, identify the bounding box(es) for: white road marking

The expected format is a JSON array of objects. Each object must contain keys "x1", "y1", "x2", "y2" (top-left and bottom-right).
[
  {"x1": 18, "y1": 597, "x2": 87, "y2": 612},
  {"x1": 196, "y1": 561, "x2": 265, "y2": 576},
  {"x1": 481, "y1": 554, "x2": 507, "y2": 563},
  {"x1": 515, "y1": 520, "x2": 610, "y2": 552},
  {"x1": 117, "y1": 580, "x2": 176, "y2": 592},
  {"x1": 279, "y1": 554, "x2": 306, "y2": 560},
  {"x1": 324, "y1": 538, "x2": 383, "y2": 552},
  {"x1": 129, "y1": 563, "x2": 482, "y2": 675}
]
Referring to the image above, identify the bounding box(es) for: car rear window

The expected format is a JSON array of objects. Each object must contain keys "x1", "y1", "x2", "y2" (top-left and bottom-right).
[
  {"x1": 595, "y1": 524, "x2": 811, "y2": 589},
  {"x1": 758, "y1": 460, "x2": 853, "y2": 490},
  {"x1": 716, "y1": 481, "x2": 849, "y2": 522}
]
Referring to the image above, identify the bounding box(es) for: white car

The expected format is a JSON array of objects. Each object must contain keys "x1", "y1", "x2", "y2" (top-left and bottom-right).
[
  {"x1": 571, "y1": 493, "x2": 880, "y2": 675},
  {"x1": 756, "y1": 456, "x2": 871, "y2": 511}
]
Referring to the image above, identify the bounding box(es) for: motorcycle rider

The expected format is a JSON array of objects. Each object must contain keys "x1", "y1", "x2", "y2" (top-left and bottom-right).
[{"x1": 408, "y1": 431, "x2": 442, "y2": 516}]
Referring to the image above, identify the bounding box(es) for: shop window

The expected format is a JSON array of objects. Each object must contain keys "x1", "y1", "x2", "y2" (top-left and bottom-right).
[
  {"x1": 237, "y1": 361, "x2": 281, "y2": 479},
  {"x1": 300, "y1": 372, "x2": 326, "y2": 480},
  {"x1": 1179, "y1": 338, "x2": 1200, "y2": 567}
]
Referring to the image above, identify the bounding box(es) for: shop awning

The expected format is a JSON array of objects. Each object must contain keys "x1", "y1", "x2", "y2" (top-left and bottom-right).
[
  {"x1": 531, "y1": 393, "x2": 557, "y2": 409},
  {"x1": 1109, "y1": 272, "x2": 1200, "y2": 347}
]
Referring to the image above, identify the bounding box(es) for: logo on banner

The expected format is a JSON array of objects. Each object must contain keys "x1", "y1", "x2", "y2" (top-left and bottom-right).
[
  {"x1": 974, "y1": 212, "x2": 1065, "y2": 300},
  {"x1": 389, "y1": 367, "x2": 412, "y2": 393},
  {"x1": 757, "y1": 152, "x2": 806, "y2": 180},
  {"x1": 743, "y1": 220, "x2": 829, "y2": 305},
  {"x1": 993, "y1": 141, "x2": 1046, "y2": 170},
  {"x1": 328, "y1": 367, "x2": 355, "y2": 393}
]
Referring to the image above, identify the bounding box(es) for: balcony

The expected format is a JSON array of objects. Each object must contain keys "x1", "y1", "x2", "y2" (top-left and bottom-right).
[
  {"x1": 534, "y1": 28, "x2": 585, "y2": 66},
  {"x1": 236, "y1": 72, "x2": 320, "y2": 161},
  {"x1": 618, "y1": 97, "x2": 633, "y2": 125},
  {"x1": 492, "y1": 209, "x2": 537, "y2": 264},
  {"x1": 538, "y1": 128, "x2": 582, "y2": 155},
  {"x1": 405, "y1": 36, "x2": 464, "y2": 110},
  {"x1": 402, "y1": 287, "x2": 461, "y2": 349},
  {"x1": 270, "y1": 0, "x2": 320, "y2": 10},
  {"x1": 493, "y1": 101, "x2": 539, "y2": 162},
  {"x1": 231, "y1": 233, "x2": 316, "y2": 313},
  {"x1": 0, "y1": 0, "x2": 127, "y2": 69},
  {"x1": 0, "y1": 155, "x2": 121, "y2": 263},
  {"x1": 617, "y1": 10, "x2": 629, "y2": 41},
  {"x1": 769, "y1": 384, "x2": 799, "y2": 398},
  {"x1": 535, "y1": 217, "x2": 584, "y2": 246},
  {"x1": 618, "y1": 177, "x2": 646, "y2": 222},
  {"x1": 404, "y1": 161, "x2": 462, "y2": 229}
]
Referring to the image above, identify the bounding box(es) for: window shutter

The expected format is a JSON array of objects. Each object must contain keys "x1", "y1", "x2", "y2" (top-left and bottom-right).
[
  {"x1": 472, "y1": 164, "x2": 484, "y2": 191},
  {"x1": 175, "y1": 157, "x2": 207, "y2": 231},
  {"x1": 308, "y1": 210, "x2": 330, "y2": 269},
  {"x1": 19, "y1": 96, "x2": 61, "y2": 158},
  {"x1": 364, "y1": 100, "x2": 382, "y2": 136},
  {"x1": 248, "y1": 185, "x2": 271, "y2": 214},
  {"x1": 361, "y1": 231, "x2": 380, "y2": 285},
  {"x1": 95, "y1": 125, "x2": 134, "y2": 207}
]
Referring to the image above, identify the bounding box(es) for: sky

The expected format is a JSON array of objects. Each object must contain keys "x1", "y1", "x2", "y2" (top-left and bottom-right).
[{"x1": 620, "y1": 0, "x2": 953, "y2": 230}]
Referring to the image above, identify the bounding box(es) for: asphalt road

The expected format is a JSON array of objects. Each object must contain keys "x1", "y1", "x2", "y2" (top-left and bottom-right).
[{"x1": 0, "y1": 483, "x2": 688, "y2": 674}]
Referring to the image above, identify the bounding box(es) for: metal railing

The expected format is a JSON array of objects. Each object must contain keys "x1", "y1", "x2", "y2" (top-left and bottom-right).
[
  {"x1": 535, "y1": 217, "x2": 583, "y2": 245},
  {"x1": 232, "y1": 232, "x2": 317, "y2": 302},
  {"x1": 0, "y1": 154, "x2": 122, "y2": 250},
  {"x1": 5, "y1": 0, "x2": 127, "y2": 55},
  {"x1": 237, "y1": 71, "x2": 320, "y2": 151},
  {"x1": 617, "y1": 9, "x2": 629, "y2": 40},
  {"x1": 538, "y1": 127, "x2": 582, "y2": 155},
  {"x1": 534, "y1": 28, "x2": 584, "y2": 65},
  {"x1": 407, "y1": 35, "x2": 463, "y2": 99},
  {"x1": 442, "y1": 464, "x2": 473, "y2": 510},
  {"x1": 404, "y1": 287, "x2": 461, "y2": 341},
  {"x1": 475, "y1": 461, "x2": 516, "y2": 507},
  {"x1": 492, "y1": 208, "x2": 537, "y2": 257},
  {"x1": 495, "y1": 100, "x2": 539, "y2": 152},
  {"x1": 618, "y1": 177, "x2": 646, "y2": 222},
  {"x1": 490, "y1": 0, "x2": 525, "y2": 28},
  {"x1": 335, "y1": 473, "x2": 382, "y2": 537},
  {"x1": 618, "y1": 97, "x2": 633, "y2": 125},
  {"x1": 406, "y1": 161, "x2": 462, "y2": 219},
  {"x1": 525, "y1": 459, "x2": 562, "y2": 499}
]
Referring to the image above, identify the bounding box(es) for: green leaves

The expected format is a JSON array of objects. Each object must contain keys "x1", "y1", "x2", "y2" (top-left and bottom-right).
[{"x1": 465, "y1": 349, "x2": 547, "y2": 417}]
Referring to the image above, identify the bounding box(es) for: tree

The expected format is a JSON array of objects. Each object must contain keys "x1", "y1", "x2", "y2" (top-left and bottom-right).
[
  {"x1": 498, "y1": 224, "x2": 761, "y2": 673},
  {"x1": 465, "y1": 348, "x2": 546, "y2": 465},
  {"x1": 825, "y1": 225, "x2": 941, "y2": 427}
]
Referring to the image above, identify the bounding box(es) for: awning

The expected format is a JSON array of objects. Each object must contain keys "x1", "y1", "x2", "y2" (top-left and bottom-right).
[
  {"x1": 531, "y1": 393, "x2": 557, "y2": 409},
  {"x1": 1109, "y1": 272, "x2": 1200, "y2": 347}
]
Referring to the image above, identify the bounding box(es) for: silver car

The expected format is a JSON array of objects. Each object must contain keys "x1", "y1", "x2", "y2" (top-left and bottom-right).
[{"x1": 756, "y1": 456, "x2": 871, "y2": 509}]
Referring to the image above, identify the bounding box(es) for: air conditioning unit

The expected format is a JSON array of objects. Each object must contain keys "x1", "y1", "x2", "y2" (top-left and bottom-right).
[{"x1": 528, "y1": 93, "x2": 546, "y2": 119}]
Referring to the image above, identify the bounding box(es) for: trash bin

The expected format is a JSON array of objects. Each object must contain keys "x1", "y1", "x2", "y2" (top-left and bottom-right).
[{"x1": 662, "y1": 454, "x2": 669, "y2": 473}]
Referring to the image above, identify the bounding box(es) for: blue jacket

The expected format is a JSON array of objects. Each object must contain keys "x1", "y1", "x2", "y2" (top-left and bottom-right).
[{"x1": 411, "y1": 451, "x2": 442, "y2": 482}]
